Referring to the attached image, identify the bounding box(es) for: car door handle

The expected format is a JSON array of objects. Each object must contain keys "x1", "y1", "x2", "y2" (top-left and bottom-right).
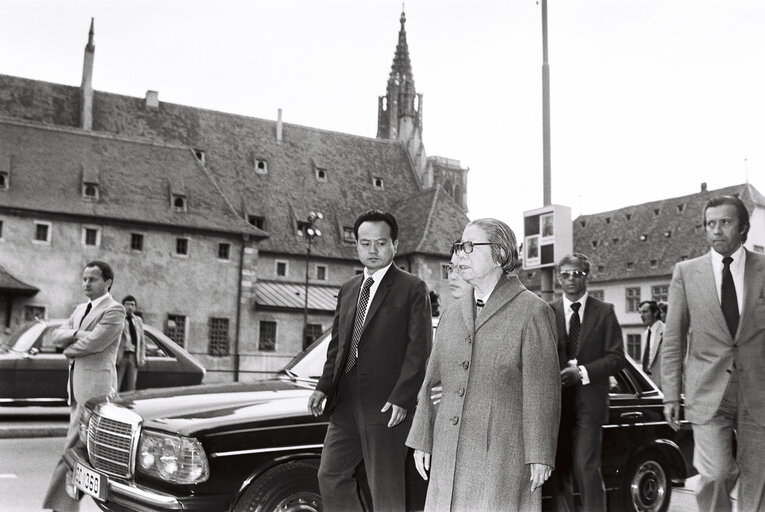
[{"x1": 620, "y1": 411, "x2": 643, "y2": 420}]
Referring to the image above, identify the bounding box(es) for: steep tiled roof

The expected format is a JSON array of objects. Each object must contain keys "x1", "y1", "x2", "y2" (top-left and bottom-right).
[
  {"x1": 0, "y1": 74, "x2": 450, "y2": 259},
  {"x1": 255, "y1": 281, "x2": 339, "y2": 312},
  {"x1": 393, "y1": 186, "x2": 469, "y2": 256},
  {"x1": 0, "y1": 118, "x2": 263, "y2": 236},
  {"x1": 0, "y1": 265, "x2": 39, "y2": 295},
  {"x1": 575, "y1": 183, "x2": 765, "y2": 283}
]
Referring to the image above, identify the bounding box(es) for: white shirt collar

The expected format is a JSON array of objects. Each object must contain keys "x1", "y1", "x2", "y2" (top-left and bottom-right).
[
  {"x1": 364, "y1": 262, "x2": 393, "y2": 282},
  {"x1": 88, "y1": 292, "x2": 111, "y2": 309},
  {"x1": 562, "y1": 292, "x2": 589, "y2": 311},
  {"x1": 710, "y1": 244, "x2": 746, "y2": 270}
]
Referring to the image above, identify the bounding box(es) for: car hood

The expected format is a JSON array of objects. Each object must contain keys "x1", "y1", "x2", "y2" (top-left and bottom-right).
[{"x1": 102, "y1": 379, "x2": 317, "y2": 436}]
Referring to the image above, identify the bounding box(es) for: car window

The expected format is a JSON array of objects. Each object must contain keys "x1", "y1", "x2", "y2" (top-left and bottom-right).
[
  {"x1": 144, "y1": 333, "x2": 171, "y2": 358},
  {"x1": 286, "y1": 331, "x2": 330, "y2": 379},
  {"x1": 609, "y1": 371, "x2": 635, "y2": 395},
  {"x1": 6, "y1": 322, "x2": 46, "y2": 353},
  {"x1": 39, "y1": 326, "x2": 63, "y2": 353}
]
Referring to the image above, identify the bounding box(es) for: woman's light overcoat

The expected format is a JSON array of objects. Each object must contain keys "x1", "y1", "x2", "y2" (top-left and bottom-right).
[{"x1": 406, "y1": 275, "x2": 561, "y2": 512}]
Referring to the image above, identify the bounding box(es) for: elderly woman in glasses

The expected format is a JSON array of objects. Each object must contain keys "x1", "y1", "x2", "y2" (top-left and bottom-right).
[{"x1": 406, "y1": 218, "x2": 561, "y2": 512}]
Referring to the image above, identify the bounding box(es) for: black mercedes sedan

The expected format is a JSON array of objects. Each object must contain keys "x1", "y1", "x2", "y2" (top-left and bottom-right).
[
  {"x1": 64, "y1": 330, "x2": 693, "y2": 512},
  {"x1": 0, "y1": 319, "x2": 205, "y2": 406}
]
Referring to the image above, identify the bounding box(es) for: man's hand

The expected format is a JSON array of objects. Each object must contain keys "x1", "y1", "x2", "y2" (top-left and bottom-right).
[
  {"x1": 663, "y1": 401, "x2": 681, "y2": 431},
  {"x1": 413, "y1": 449, "x2": 430, "y2": 480},
  {"x1": 381, "y1": 402, "x2": 407, "y2": 427},
  {"x1": 560, "y1": 366, "x2": 581, "y2": 387},
  {"x1": 529, "y1": 463, "x2": 552, "y2": 492},
  {"x1": 307, "y1": 390, "x2": 326, "y2": 417}
]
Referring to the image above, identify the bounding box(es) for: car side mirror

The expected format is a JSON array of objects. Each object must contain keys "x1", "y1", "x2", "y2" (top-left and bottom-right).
[{"x1": 27, "y1": 347, "x2": 40, "y2": 357}]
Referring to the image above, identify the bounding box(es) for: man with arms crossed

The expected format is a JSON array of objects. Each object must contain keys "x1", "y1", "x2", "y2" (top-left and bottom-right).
[
  {"x1": 43, "y1": 261, "x2": 125, "y2": 512},
  {"x1": 308, "y1": 209, "x2": 432, "y2": 511},
  {"x1": 663, "y1": 195, "x2": 765, "y2": 512},
  {"x1": 548, "y1": 253, "x2": 626, "y2": 512}
]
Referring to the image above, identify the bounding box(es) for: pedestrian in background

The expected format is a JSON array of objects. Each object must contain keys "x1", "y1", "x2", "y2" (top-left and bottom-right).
[
  {"x1": 447, "y1": 239, "x2": 473, "y2": 300},
  {"x1": 663, "y1": 195, "x2": 765, "y2": 512},
  {"x1": 657, "y1": 301, "x2": 668, "y2": 323},
  {"x1": 116, "y1": 295, "x2": 146, "y2": 392},
  {"x1": 307, "y1": 209, "x2": 432, "y2": 511},
  {"x1": 638, "y1": 300, "x2": 664, "y2": 389},
  {"x1": 407, "y1": 218, "x2": 560, "y2": 512},
  {"x1": 548, "y1": 253, "x2": 627, "y2": 512},
  {"x1": 43, "y1": 261, "x2": 125, "y2": 512}
]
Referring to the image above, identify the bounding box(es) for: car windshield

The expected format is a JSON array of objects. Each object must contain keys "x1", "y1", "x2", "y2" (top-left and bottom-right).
[
  {"x1": 1, "y1": 321, "x2": 46, "y2": 353},
  {"x1": 283, "y1": 330, "x2": 331, "y2": 380}
]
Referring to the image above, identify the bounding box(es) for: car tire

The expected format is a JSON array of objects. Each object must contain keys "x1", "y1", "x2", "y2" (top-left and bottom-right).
[
  {"x1": 233, "y1": 461, "x2": 322, "y2": 512},
  {"x1": 618, "y1": 451, "x2": 672, "y2": 512}
]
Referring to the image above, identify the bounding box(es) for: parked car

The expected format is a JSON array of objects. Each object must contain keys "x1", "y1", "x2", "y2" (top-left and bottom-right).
[
  {"x1": 0, "y1": 319, "x2": 205, "y2": 406},
  {"x1": 64, "y1": 330, "x2": 693, "y2": 512}
]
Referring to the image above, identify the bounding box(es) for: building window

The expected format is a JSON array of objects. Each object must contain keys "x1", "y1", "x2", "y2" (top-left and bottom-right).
[
  {"x1": 176, "y1": 237, "x2": 189, "y2": 256},
  {"x1": 34, "y1": 221, "x2": 51, "y2": 244},
  {"x1": 165, "y1": 315, "x2": 187, "y2": 347},
  {"x1": 248, "y1": 216, "x2": 266, "y2": 230},
  {"x1": 626, "y1": 287, "x2": 641, "y2": 313},
  {"x1": 130, "y1": 233, "x2": 144, "y2": 251},
  {"x1": 259, "y1": 321, "x2": 276, "y2": 351},
  {"x1": 652, "y1": 285, "x2": 669, "y2": 303},
  {"x1": 0, "y1": 172, "x2": 7, "y2": 189},
  {"x1": 597, "y1": 265, "x2": 605, "y2": 273},
  {"x1": 626, "y1": 262, "x2": 635, "y2": 271},
  {"x1": 612, "y1": 238, "x2": 619, "y2": 244},
  {"x1": 677, "y1": 204, "x2": 685, "y2": 213},
  {"x1": 650, "y1": 259, "x2": 658, "y2": 268},
  {"x1": 653, "y1": 208, "x2": 660, "y2": 216},
  {"x1": 372, "y1": 177, "x2": 384, "y2": 190},
  {"x1": 579, "y1": 221, "x2": 586, "y2": 228},
  {"x1": 639, "y1": 234, "x2": 648, "y2": 241},
  {"x1": 218, "y1": 243, "x2": 231, "y2": 260},
  {"x1": 605, "y1": 217, "x2": 611, "y2": 224},
  {"x1": 276, "y1": 260, "x2": 288, "y2": 277},
  {"x1": 589, "y1": 290, "x2": 604, "y2": 301},
  {"x1": 255, "y1": 159, "x2": 268, "y2": 174},
  {"x1": 316, "y1": 265, "x2": 327, "y2": 281},
  {"x1": 194, "y1": 149, "x2": 206, "y2": 164},
  {"x1": 626, "y1": 213, "x2": 632, "y2": 221},
  {"x1": 304, "y1": 323, "x2": 323, "y2": 349},
  {"x1": 442, "y1": 263, "x2": 450, "y2": 279},
  {"x1": 82, "y1": 183, "x2": 99, "y2": 200},
  {"x1": 343, "y1": 227, "x2": 355, "y2": 244},
  {"x1": 592, "y1": 240, "x2": 598, "y2": 248},
  {"x1": 24, "y1": 305, "x2": 46, "y2": 321},
  {"x1": 315, "y1": 168, "x2": 327, "y2": 182},
  {"x1": 172, "y1": 194, "x2": 187, "y2": 212},
  {"x1": 0, "y1": 220, "x2": 4, "y2": 240},
  {"x1": 208, "y1": 318, "x2": 229, "y2": 356},
  {"x1": 82, "y1": 227, "x2": 100, "y2": 247},
  {"x1": 626, "y1": 334, "x2": 641, "y2": 361}
]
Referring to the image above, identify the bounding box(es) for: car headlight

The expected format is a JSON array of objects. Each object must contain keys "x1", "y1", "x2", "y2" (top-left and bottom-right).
[
  {"x1": 78, "y1": 407, "x2": 93, "y2": 446},
  {"x1": 137, "y1": 431, "x2": 209, "y2": 484}
]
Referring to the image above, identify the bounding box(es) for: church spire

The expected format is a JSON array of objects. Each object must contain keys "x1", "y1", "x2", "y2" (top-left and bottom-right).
[{"x1": 80, "y1": 17, "x2": 95, "y2": 130}]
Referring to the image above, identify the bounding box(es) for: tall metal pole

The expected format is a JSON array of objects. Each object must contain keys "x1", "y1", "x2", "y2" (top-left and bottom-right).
[
  {"x1": 302, "y1": 237, "x2": 312, "y2": 349},
  {"x1": 540, "y1": 0, "x2": 554, "y2": 301}
]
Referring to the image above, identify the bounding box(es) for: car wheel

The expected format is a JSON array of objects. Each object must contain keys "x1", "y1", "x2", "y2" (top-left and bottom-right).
[
  {"x1": 619, "y1": 451, "x2": 672, "y2": 512},
  {"x1": 233, "y1": 461, "x2": 322, "y2": 512}
]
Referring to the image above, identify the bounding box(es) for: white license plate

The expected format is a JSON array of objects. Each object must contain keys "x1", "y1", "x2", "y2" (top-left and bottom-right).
[{"x1": 74, "y1": 462, "x2": 108, "y2": 501}]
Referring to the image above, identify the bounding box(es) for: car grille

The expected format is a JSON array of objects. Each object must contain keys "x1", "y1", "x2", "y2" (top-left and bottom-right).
[{"x1": 87, "y1": 404, "x2": 142, "y2": 478}]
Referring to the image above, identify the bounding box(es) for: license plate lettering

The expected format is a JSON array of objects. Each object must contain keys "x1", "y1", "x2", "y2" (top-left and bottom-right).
[{"x1": 74, "y1": 463, "x2": 107, "y2": 501}]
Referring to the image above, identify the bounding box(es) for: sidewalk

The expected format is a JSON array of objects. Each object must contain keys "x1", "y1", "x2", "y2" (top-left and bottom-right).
[
  {"x1": 670, "y1": 475, "x2": 738, "y2": 512},
  {"x1": 0, "y1": 406, "x2": 69, "y2": 438}
]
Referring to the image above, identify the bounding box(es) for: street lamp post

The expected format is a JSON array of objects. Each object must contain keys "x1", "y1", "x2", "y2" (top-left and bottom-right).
[{"x1": 302, "y1": 211, "x2": 322, "y2": 349}]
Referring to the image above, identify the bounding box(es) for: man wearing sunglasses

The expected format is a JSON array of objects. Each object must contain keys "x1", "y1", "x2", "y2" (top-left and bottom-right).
[{"x1": 547, "y1": 253, "x2": 626, "y2": 512}]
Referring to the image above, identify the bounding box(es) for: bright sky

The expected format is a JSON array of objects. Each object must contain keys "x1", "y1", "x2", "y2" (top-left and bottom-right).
[{"x1": 2, "y1": 0, "x2": 764, "y2": 233}]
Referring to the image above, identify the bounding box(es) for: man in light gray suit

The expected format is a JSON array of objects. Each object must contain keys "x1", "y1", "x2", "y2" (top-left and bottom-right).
[
  {"x1": 43, "y1": 261, "x2": 125, "y2": 512},
  {"x1": 663, "y1": 195, "x2": 765, "y2": 512}
]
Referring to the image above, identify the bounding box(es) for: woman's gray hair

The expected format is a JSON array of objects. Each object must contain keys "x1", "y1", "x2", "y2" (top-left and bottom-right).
[{"x1": 466, "y1": 218, "x2": 519, "y2": 274}]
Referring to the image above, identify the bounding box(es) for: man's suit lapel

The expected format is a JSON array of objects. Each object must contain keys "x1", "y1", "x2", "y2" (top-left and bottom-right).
[
  {"x1": 649, "y1": 323, "x2": 663, "y2": 365},
  {"x1": 340, "y1": 275, "x2": 363, "y2": 348},
  {"x1": 578, "y1": 297, "x2": 599, "y2": 347},
  {"x1": 695, "y1": 256, "x2": 733, "y2": 341},
  {"x1": 737, "y1": 251, "x2": 765, "y2": 338},
  {"x1": 81, "y1": 295, "x2": 112, "y2": 331}
]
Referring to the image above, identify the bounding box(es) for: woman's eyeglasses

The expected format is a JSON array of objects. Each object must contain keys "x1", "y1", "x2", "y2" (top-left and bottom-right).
[{"x1": 452, "y1": 241, "x2": 496, "y2": 254}]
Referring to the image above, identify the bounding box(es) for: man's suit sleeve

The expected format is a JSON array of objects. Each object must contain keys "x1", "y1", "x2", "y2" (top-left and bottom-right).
[
  {"x1": 63, "y1": 304, "x2": 126, "y2": 358},
  {"x1": 387, "y1": 279, "x2": 432, "y2": 410},
  {"x1": 661, "y1": 263, "x2": 690, "y2": 403},
  {"x1": 136, "y1": 317, "x2": 147, "y2": 366},
  {"x1": 583, "y1": 303, "x2": 627, "y2": 382},
  {"x1": 51, "y1": 310, "x2": 78, "y2": 349},
  {"x1": 316, "y1": 285, "x2": 345, "y2": 395}
]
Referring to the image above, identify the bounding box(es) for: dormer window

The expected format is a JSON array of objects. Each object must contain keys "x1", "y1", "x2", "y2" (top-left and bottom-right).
[
  {"x1": 605, "y1": 217, "x2": 611, "y2": 224},
  {"x1": 676, "y1": 204, "x2": 685, "y2": 213},
  {"x1": 82, "y1": 183, "x2": 99, "y2": 200},
  {"x1": 625, "y1": 213, "x2": 632, "y2": 221},
  {"x1": 172, "y1": 194, "x2": 187, "y2": 212},
  {"x1": 343, "y1": 226, "x2": 356, "y2": 244},
  {"x1": 194, "y1": 149, "x2": 206, "y2": 164},
  {"x1": 0, "y1": 171, "x2": 8, "y2": 190},
  {"x1": 653, "y1": 208, "x2": 660, "y2": 216},
  {"x1": 639, "y1": 234, "x2": 648, "y2": 241},
  {"x1": 254, "y1": 158, "x2": 268, "y2": 175},
  {"x1": 372, "y1": 177, "x2": 384, "y2": 190},
  {"x1": 316, "y1": 167, "x2": 327, "y2": 182}
]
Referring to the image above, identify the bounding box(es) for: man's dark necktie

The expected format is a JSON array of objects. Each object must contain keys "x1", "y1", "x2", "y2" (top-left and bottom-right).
[
  {"x1": 642, "y1": 329, "x2": 652, "y2": 374},
  {"x1": 476, "y1": 298, "x2": 485, "y2": 315},
  {"x1": 721, "y1": 256, "x2": 739, "y2": 338},
  {"x1": 78, "y1": 302, "x2": 93, "y2": 328},
  {"x1": 567, "y1": 302, "x2": 581, "y2": 360},
  {"x1": 127, "y1": 316, "x2": 138, "y2": 352},
  {"x1": 344, "y1": 277, "x2": 375, "y2": 373}
]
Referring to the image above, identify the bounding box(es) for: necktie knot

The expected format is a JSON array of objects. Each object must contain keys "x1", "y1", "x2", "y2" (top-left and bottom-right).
[
  {"x1": 723, "y1": 256, "x2": 733, "y2": 267},
  {"x1": 476, "y1": 299, "x2": 485, "y2": 309},
  {"x1": 570, "y1": 302, "x2": 581, "y2": 312}
]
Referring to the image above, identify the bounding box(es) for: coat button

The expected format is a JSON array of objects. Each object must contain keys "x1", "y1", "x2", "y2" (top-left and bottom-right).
[
  {"x1": 458, "y1": 388, "x2": 465, "y2": 396},
  {"x1": 451, "y1": 416, "x2": 459, "y2": 425},
  {"x1": 726, "y1": 369, "x2": 733, "y2": 374},
  {"x1": 462, "y1": 360, "x2": 470, "y2": 370},
  {"x1": 465, "y1": 335, "x2": 472, "y2": 344}
]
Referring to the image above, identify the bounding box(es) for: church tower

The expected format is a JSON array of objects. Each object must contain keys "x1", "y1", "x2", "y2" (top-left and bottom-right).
[
  {"x1": 377, "y1": 11, "x2": 427, "y2": 183},
  {"x1": 80, "y1": 18, "x2": 95, "y2": 130}
]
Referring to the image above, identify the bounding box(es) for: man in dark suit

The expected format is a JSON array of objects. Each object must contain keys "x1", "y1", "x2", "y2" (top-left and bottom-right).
[
  {"x1": 663, "y1": 195, "x2": 765, "y2": 512},
  {"x1": 116, "y1": 295, "x2": 146, "y2": 392},
  {"x1": 638, "y1": 300, "x2": 664, "y2": 389},
  {"x1": 307, "y1": 209, "x2": 432, "y2": 511},
  {"x1": 43, "y1": 261, "x2": 125, "y2": 512},
  {"x1": 548, "y1": 253, "x2": 627, "y2": 512}
]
